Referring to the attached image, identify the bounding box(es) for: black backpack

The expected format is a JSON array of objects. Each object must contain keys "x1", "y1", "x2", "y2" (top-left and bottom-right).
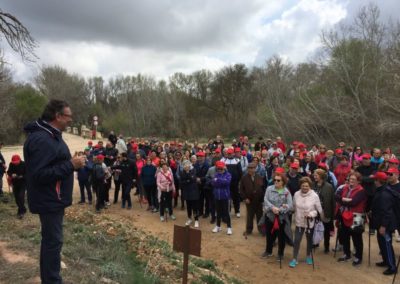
[
  {"x1": 386, "y1": 186, "x2": 400, "y2": 231},
  {"x1": 92, "y1": 164, "x2": 105, "y2": 181}
]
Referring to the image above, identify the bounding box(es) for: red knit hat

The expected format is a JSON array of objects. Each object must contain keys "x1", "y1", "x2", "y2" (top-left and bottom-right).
[
  {"x1": 373, "y1": 172, "x2": 388, "y2": 181},
  {"x1": 196, "y1": 151, "x2": 205, "y2": 157},
  {"x1": 215, "y1": 161, "x2": 225, "y2": 169},
  {"x1": 11, "y1": 154, "x2": 21, "y2": 165}
]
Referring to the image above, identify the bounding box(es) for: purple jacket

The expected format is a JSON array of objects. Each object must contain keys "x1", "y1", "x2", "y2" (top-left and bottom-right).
[{"x1": 212, "y1": 170, "x2": 232, "y2": 200}]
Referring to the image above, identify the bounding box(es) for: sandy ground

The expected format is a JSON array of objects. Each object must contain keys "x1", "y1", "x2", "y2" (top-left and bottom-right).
[{"x1": 1, "y1": 133, "x2": 398, "y2": 283}]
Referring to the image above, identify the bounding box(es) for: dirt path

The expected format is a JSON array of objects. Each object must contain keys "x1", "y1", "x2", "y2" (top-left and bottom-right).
[{"x1": 1, "y1": 133, "x2": 397, "y2": 283}]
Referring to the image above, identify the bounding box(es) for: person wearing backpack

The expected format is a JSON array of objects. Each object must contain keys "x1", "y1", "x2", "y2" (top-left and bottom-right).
[
  {"x1": 92, "y1": 154, "x2": 106, "y2": 213},
  {"x1": 371, "y1": 172, "x2": 397, "y2": 275},
  {"x1": 289, "y1": 177, "x2": 323, "y2": 268},
  {"x1": 313, "y1": 169, "x2": 336, "y2": 253}
]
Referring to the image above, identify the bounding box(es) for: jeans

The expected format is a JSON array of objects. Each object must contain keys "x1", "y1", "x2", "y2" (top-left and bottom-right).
[
  {"x1": 159, "y1": 191, "x2": 173, "y2": 216},
  {"x1": 122, "y1": 181, "x2": 132, "y2": 208},
  {"x1": 186, "y1": 199, "x2": 199, "y2": 220},
  {"x1": 39, "y1": 210, "x2": 64, "y2": 284},
  {"x1": 293, "y1": 226, "x2": 314, "y2": 259},
  {"x1": 13, "y1": 184, "x2": 27, "y2": 215},
  {"x1": 78, "y1": 179, "x2": 92, "y2": 202}
]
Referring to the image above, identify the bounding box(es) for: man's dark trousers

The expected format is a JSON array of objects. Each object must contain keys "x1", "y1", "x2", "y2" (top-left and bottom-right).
[{"x1": 39, "y1": 210, "x2": 64, "y2": 284}]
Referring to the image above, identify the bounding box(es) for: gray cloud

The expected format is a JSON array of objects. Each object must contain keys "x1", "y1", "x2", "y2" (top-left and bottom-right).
[{"x1": 1, "y1": 0, "x2": 265, "y2": 51}]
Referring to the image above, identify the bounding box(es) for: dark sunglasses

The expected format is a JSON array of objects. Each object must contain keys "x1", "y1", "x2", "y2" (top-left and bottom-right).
[
  {"x1": 387, "y1": 173, "x2": 395, "y2": 176},
  {"x1": 274, "y1": 179, "x2": 282, "y2": 182}
]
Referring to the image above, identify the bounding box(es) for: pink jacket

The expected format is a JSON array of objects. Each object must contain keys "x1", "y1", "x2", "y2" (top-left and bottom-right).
[
  {"x1": 293, "y1": 190, "x2": 323, "y2": 228},
  {"x1": 156, "y1": 169, "x2": 175, "y2": 192}
]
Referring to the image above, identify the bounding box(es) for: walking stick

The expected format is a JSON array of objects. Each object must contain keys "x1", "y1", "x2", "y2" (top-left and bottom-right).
[
  {"x1": 368, "y1": 221, "x2": 371, "y2": 267},
  {"x1": 392, "y1": 255, "x2": 400, "y2": 284},
  {"x1": 279, "y1": 254, "x2": 282, "y2": 269},
  {"x1": 334, "y1": 228, "x2": 339, "y2": 258},
  {"x1": 306, "y1": 217, "x2": 315, "y2": 271}
]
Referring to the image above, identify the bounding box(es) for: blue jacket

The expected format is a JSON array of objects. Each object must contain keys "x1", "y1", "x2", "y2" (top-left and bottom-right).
[
  {"x1": 212, "y1": 170, "x2": 232, "y2": 200},
  {"x1": 23, "y1": 119, "x2": 75, "y2": 214},
  {"x1": 141, "y1": 164, "x2": 157, "y2": 187},
  {"x1": 77, "y1": 160, "x2": 93, "y2": 181}
]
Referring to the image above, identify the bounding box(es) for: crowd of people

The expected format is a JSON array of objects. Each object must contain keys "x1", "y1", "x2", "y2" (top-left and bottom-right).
[{"x1": 2, "y1": 130, "x2": 400, "y2": 276}]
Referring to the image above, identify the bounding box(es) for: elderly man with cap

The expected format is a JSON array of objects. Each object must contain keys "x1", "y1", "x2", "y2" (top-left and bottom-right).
[
  {"x1": 221, "y1": 148, "x2": 243, "y2": 218},
  {"x1": 286, "y1": 163, "x2": 302, "y2": 197},
  {"x1": 371, "y1": 171, "x2": 397, "y2": 275},
  {"x1": 194, "y1": 151, "x2": 210, "y2": 218},
  {"x1": 7, "y1": 155, "x2": 27, "y2": 218},
  {"x1": 356, "y1": 153, "x2": 376, "y2": 234},
  {"x1": 240, "y1": 162, "x2": 265, "y2": 235},
  {"x1": 211, "y1": 161, "x2": 233, "y2": 235}
]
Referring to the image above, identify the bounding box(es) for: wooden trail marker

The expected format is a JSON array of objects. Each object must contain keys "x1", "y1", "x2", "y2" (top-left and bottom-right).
[{"x1": 173, "y1": 225, "x2": 201, "y2": 284}]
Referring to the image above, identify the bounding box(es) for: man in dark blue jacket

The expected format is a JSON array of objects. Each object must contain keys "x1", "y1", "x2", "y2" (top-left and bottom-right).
[
  {"x1": 371, "y1": 172, "x2": 397, "y2": 275},
  {"x1": 23, "y1": 100, "x2": 86, "y2": 284}
]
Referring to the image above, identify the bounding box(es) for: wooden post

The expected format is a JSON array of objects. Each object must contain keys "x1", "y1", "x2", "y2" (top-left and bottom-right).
[{"x1": 182, "y1": 225, "x2": 190, "y2": 284}]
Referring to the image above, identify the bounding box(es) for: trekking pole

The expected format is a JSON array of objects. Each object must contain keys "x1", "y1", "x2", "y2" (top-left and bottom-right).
[
  {"x1": 392, "y1": 255, "x2": 400, "y2": 284},
  {"x1": 279, "y1": 254, "x2": 282, "y2": 269},
  {"x1": 368, "y1": 216, "x2": 371, "y2": 267},
  {"x1": 306, "y1": 217, "x2": 315, "y2": 271},
  {"x1": 334, "y1": 225, "x2": 339, "y2": 258}
]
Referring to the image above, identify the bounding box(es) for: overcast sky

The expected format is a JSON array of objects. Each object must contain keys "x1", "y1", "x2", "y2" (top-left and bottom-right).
[{"x1": 1, "y1": 0, "x2": 399, "y2": 82}]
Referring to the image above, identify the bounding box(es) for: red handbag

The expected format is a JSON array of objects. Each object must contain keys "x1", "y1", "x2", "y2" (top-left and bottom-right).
[{"x1": 341, "y1": 211, "x2": 353, "y2": 227}]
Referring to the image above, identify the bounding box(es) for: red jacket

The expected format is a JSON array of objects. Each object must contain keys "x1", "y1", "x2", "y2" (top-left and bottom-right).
[
  {"x1": 334, "y1": 163, "x2": 351, "y2": 186},
  {"x1": 337, "y1": 184, "x2": 367, "y2": 214}
]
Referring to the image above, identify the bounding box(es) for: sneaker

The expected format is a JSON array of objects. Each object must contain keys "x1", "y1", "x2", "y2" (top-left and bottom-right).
[
  {"x1": 106, "y1": 202, "x2": 111, "y2": 206},
  {"x1": 289, "y1": 259, "x2": 298, "y2": 268},
  {"x1": 261, "y1": 252, "x2": 273, "y2": 258},
  {"x1": 227, "y1": 228, "x2": 233, "y2": 235},
  {"x1": 152, "y1": 208, "x2": 159, "y2": 213},
  {"x1": 383, "y1": 268, "x2": 397, "y2": 275},
  {"x1": 212, "y1": 226, "x2": 221, "y2": 233},
  {"x1": 352, "y1": 258, "x2": 362, "y2": 266},
  {"x1": 338, "y1": 255, "x2": 351, "y2": 262},
  {"x1": 185, "y1": 219, "x2": 192, "y2": 226},
  {"x1": 376, "y1": 261, "x2": 387, "y2": 267},
  {"x1": 170, "y1": 214, "x2": 176, "y2": 220},
  {"x1": 160, "y1": 216, "x2": 165, "y2": 222},
  {"x1": 306, "y1": 257, "x2": 313, "y2": 265},
  {"x1": 194, "y1": 221, "x2": 199, "y2": 228},
  {"x1": 236, "y1": 212, "x2": 241, "y2": 218}
]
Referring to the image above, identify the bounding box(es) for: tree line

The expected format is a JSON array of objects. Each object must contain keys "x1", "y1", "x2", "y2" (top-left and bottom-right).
[{"x1": 0, "y1": 4, "x2": 399, "y2": 149}]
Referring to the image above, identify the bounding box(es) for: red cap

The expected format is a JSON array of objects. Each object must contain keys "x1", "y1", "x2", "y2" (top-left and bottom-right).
[
  {"x1": 275, "y1": 167, "x2": 285, "y2": 174},
  {"x1": 88, "y1": 141, "x2": 93, "y2": 145},
  {"x1": 215, "y1": 148, "x2": 221, "y2": 154},
  {"x1": 318, "y1": 162, "x2": 328, "y2": 170},
  {"x1": 389, "y1": 158, "x2": 399, "y2": 164},
  {"x1": 234, "y1": 147, "x2": 241, "y2": 153},
  {"x1": 196, "y1": 151, "x2": 205, "y2": 157},
  {"x1": 97, "y1": 154, "x2": 105, "y2": 160},
  {"x1": 290, "y1": 163, "x2": 299, "y2": 169},
  {"x1": 11, "y1": 154, "x2": 21, "y2": 165},
  {"x1": 335, "y1": 149, "x2": 343, "y2": 155},
  {"x1": 362, "y1": 153, "x2": 371, "y2": 159},
  {"x1": 227, "y1": 148, "x2": 234, "y2": 154},
  {"x1": 241, "y1": 150, "x2": 247, "y2": 156},
  {"x1": 215, "y1": 161, "x2": 225, "y2": 169},
  {"x1": 373, "y1": 172, "x2": 388, "y2": 181},
  {"x1": 387, "y1": 168, "x2": 399, "y2": 174},
  {"x1": 94, "y1": 144, "x2": 100, "y2": 149},
  {"x1": 273, "y1": 152, "x2": 279, "y2": 157},
  {"x1": 298, "y1": 143, "x2": 306, "y2": 149}
]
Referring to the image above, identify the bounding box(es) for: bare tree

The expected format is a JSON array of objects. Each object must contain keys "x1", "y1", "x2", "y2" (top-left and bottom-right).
[{"x1": 0, "y1": 9, "x2": 37, "y2": 61}]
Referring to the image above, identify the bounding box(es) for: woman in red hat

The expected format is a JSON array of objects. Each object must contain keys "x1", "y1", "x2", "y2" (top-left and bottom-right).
[{"x1": 7, "y1": 155, "x2": 27, "y2": 218}]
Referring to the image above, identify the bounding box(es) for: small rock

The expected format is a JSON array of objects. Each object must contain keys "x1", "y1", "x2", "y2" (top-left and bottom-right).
[
  {"x1": 61, "y1": 261, "x2": 67, "y2": 269},
  {"x1": 100, "y1": 277, "x2": 119, "y2": 284}
]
